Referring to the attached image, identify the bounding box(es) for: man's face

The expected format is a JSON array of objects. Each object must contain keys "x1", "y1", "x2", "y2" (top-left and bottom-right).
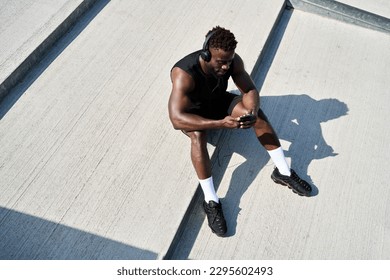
[{"x1": 207, "y1": 48, "x2": 235, "y2": 77}]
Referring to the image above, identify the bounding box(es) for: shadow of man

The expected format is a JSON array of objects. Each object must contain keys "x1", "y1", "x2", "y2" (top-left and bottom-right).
[{"x1": 212, "y1": 94, "x2": 349, "y2": 236}]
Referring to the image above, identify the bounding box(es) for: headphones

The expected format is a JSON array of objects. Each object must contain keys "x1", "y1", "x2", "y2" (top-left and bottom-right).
[{"x1": 200, "y1": 31, "x2": 216, "y2": 62}]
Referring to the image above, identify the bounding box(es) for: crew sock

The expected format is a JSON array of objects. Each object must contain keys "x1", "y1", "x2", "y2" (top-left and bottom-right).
[
  {"x1": 267, "y1": 147, "x2": 291, "y2": 176},
  {"x1": 199, "y1": 177, "x2": 219, "y2": 203}
]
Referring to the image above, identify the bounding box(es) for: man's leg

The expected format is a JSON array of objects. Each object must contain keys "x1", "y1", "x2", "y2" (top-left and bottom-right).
[
  {"x1": 183, "y1": 130, "x2": 227, "y2": 236},
  {"x1": 230, "y1": 102, "x2": 290, "y2": 173},
  {"x1": 252, "y1": 109, "x2": 292, "y2": 177},
  {"x1": 183, "y1": 130, "x2": 219, "y2": 203},
  {"x1": 184, "y1": 130, "x2": 211, "y2": 180},
  {"x1": 230, "y1": 101, "x2": 312, "y2": 196},
  {"x1": 228, "y1": 99, "x2": 280, "y2": 149}
]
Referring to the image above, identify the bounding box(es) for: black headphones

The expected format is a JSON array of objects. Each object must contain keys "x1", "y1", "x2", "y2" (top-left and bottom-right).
[{"x1": 200, "y1": 31, "x2": 216, "y2": 62}]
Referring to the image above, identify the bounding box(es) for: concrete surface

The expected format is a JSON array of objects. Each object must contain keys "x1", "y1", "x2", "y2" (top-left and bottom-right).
[
  {"x1": 288, "y1": 0, "x2": 390, "y2": 33},
  {"x1": 288, "y1": 0, "x2": 390, "y2": 18},
  {"x1": 0, "y1": 0, "x2": 286, "y2": 259},
  {"x1": 1, "y1": 0, "x2": 389, "y2": 260},
  {"x1": 170, "y1": 8, "x2": 390, "y2": 259},
  {"x1": 0, "y1": 0, "x2": 98, "y2": 102},
  {"x1": 339, "y1": 0, "x2": 390, "y2": 18}
]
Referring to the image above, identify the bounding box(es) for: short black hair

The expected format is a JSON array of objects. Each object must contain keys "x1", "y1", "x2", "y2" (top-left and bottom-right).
[{"x1": 207, "y1": 26, "x2": 237, "y2": 51}]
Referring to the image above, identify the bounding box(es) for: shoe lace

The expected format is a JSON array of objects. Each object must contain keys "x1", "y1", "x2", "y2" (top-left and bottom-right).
[
  {"x1": 208, "y1": 206, "x2": 224, "y2": 225},
  {"x1": 291, "y1": 171, "x2": 311, "y2": 191}
]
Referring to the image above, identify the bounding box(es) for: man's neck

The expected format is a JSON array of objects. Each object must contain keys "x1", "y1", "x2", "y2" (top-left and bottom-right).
[
  {"x1": 198, "y1": 56, "x2": 217, "y2": 79},
  {"x1": 198, "y1": 56, "x2": 211, "y2": 76}
]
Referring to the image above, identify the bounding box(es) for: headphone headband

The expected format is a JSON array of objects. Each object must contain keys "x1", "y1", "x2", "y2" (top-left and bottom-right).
[
  {"x1": 201, "y1": 30, "x2": 217, "y2": 62},
  {"x1": 202, "y1": 30, "x2": 216, "y2": 51}
]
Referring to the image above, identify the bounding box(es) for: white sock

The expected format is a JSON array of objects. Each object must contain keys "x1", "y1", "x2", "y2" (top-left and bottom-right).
[
  {"x1": 267, "y1": 147, "x2": 291, "y2": 176},
  {"x1": 199, "y1": 177, "x2": 219, "y2": 203}
]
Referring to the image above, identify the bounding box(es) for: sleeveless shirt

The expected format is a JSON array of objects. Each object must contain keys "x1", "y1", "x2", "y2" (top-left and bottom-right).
[{"x1": 172, "y1": 50, "x2": 234, "y2": 109}]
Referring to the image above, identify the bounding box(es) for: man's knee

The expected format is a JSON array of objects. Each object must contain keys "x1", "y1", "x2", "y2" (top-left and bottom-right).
[
  {"x1": 254, "y1": 109, "x2": 274, "y2": 132},
  {"x1": 185, "y1": 130, "x2": 208, "y2": 147}
]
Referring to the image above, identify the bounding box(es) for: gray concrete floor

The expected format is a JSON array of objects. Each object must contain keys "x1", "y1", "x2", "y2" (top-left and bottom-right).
[
  {"x1": 0, "y1": 0, "x2": 389, "y2": 260},
  {"x1": 0, "y1": 0, "x2": 88, "y2": 100}
]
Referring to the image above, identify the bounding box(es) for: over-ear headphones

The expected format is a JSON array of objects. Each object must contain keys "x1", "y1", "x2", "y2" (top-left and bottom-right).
[{"x1": 200, "y1": 31, "x2": 216, "y2": 62}]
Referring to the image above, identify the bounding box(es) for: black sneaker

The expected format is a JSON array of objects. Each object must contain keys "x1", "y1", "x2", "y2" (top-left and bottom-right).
[
  {"x1": 203, "y1": 200, "x2": 227, "y2": 237},
  {"x1": 271, "y1": 168, "x2": 312, "y2": 196}
]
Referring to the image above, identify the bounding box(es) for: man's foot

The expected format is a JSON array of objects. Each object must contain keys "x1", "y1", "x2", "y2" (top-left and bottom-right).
[
  {"x1": 203, "y1": 200, "x2": 227, "y2": 237},
  {"x1": 271, "y1": 168, "x2": 312, "y2": 196}
]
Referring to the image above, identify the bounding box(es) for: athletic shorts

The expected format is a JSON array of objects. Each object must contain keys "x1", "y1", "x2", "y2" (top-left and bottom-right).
[{"x1": 187, "y1": 92, "x2": 243, "y2": 120}]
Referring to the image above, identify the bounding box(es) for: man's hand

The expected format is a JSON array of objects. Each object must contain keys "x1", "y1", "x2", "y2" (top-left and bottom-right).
[
  {"x1": 221, "y1": 116, "x2": 240, "y2": 129},
  {"x1": 221, "y1": 113, "x2": 257, "y2": 130},
  {"x1": 238, "y1": 112, "x2": 256, "y2": 129}
]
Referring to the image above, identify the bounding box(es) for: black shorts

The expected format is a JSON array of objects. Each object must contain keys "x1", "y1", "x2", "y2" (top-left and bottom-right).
[{"x1": 187, "y1": 92, "x2": 243, "y2": 120}]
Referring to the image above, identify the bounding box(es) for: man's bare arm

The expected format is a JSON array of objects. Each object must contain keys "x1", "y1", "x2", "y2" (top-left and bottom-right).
[
  {"x1": 168, "y1": 67, "x2": 239, "y2": 131},
  {"x1": 231, "y1": 54, "x2": 259, "y2": 114}
]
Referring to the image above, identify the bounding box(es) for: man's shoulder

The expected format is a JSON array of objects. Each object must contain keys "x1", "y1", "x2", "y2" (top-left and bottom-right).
[
  {"x1": 171, "y1": 50, "x2": 202, "y2": 83},
  {"x1": 179, "y1": 49, "x2": 202, "y2": 61},
  {"x1": 172, "y1": 50, "x2": 201, "y2": 69}
]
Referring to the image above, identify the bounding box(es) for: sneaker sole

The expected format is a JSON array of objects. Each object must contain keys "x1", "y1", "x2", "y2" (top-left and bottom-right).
[
  {"x1": 211, "y1": 230, "x2": 227, "y2": 237},
  {"x1": 271, "y1": 175, "x2": 307, "y2": 196},
  {"x1": 209, "y1": 222, "x2": 227, "y2": 237}
]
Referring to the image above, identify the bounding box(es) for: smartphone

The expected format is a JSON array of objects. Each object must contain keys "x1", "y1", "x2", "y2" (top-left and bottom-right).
[{"x1": 239, "y1": 114, "x2": 255, "y2": 122}]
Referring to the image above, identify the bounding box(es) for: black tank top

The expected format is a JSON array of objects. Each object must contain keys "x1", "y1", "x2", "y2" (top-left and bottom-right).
[{"x1": 172, "y1": 50, "x2": 233, "y2": 108}]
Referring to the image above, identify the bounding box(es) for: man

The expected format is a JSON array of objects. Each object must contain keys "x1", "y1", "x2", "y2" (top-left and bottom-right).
[{"x1": 168, "y1": 26, "x2": 311, "y2": 237}]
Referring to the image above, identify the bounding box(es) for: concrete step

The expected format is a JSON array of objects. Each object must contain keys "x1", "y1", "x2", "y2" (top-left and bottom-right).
[
  {"x1": 338, "y1": 0, "x2": 390, "y2": 18},
  {"x1": 0, "y1": 0, "x2": 287, "y2": 259},
  {"x1": 0, "y1": 0, "x2": 99, "y2": 103},
  {"x1": 288, "y1": 0, "x2": 390, "y2": 33}
]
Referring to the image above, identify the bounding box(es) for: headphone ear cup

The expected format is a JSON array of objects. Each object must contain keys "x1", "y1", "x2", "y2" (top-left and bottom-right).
[{"x1": 201, "y1": 50, "x2": 211, "y2": 62}]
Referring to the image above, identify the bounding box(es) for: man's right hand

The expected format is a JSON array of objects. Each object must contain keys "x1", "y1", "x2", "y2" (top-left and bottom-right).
[{"x1": 221, "y1": 116, "x2": 240, "y2": 129}]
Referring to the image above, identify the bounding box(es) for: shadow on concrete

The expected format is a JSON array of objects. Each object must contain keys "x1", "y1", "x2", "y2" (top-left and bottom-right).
[
  {"x1": 221, "y1": 94, "x2": 349, "y2": 236},
  {"x1": 261, "y1": 94, "x2": 349, "y2": 190},
  {"x1": 0, "y1": 207, "x2": 157, "y2": 260},
  {"x1": 0, "y1": 0, "x2": 110, "y2": 119}
]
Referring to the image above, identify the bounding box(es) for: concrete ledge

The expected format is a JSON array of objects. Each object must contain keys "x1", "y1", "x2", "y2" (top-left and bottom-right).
[
  {"x1": 287, "y1": 0, "x2": 390, "y2": 33},
  {"x1": 0, "y1": 0, "x2": 99, "y2": 103}
]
